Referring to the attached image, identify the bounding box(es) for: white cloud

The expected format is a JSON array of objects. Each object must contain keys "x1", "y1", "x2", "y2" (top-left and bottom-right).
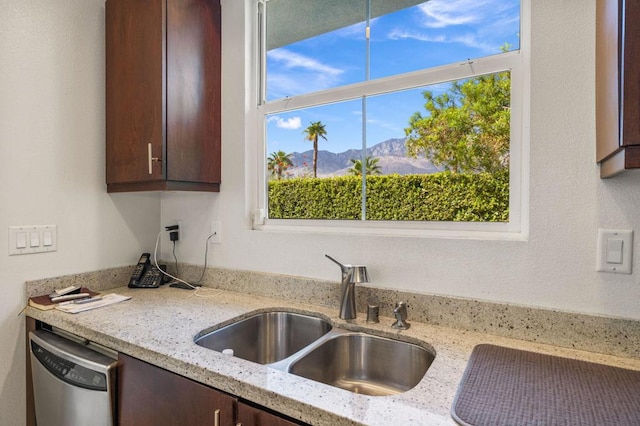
[
  {"x1": 419, "y1": 0, "x2": 487, "y2": 28},
  {"x1": 417, "y1": 0, "x2": 499, "y2": 28},
  {"x1": 267, "y1": 115, "x2": 302, "y2": 130},
  {"x1": 268, "y1": 49, "x2": 343, "y2": 77},
  {"x1": 388, "y1": 29, "x2": 446, "y2": 43},
  {"x1": 451, "y1": 34, "x2": 494, "y2": 52},
  {"x1": 267, "y1": 48, "x2": 345, "y2": 97},
  {"x1": 387, "y1": 0, "x2": 518, "y2": 53},
  {"x1": 388, "y1": 28, "x2": 493, "y2": 52}
]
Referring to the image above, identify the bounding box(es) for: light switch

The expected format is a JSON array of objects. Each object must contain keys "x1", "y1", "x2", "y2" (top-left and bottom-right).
[
  {"x1": 16, "y1": 232, "x2": 27, "y2": 249},
  {"x1": 605, "y1": 239, "x2": 623, "y2": 264},
  {"x1": 597, "y1": 229, "x2": 633, "y2": 274},
  {"x1": 43, "y1": 231, "x2": 53, "y2": 247},
  {"x1": 30, "y1": 232, "x2": 40, "y2": 248}
]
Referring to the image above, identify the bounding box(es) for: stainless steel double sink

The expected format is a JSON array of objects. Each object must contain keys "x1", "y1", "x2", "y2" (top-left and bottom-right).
[{"x1": 194, "y1": 311, "x2": 435, "y2": 396}]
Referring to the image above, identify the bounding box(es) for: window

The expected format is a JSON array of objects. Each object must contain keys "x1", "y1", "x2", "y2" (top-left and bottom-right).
[{"x1": 254, "y1": 0, "x2": 528, "y2": 238}]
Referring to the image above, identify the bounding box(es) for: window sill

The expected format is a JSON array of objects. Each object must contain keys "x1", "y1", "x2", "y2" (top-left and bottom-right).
[{"x1": 253, "y1": 219, "x2": 528, "y2": 242}]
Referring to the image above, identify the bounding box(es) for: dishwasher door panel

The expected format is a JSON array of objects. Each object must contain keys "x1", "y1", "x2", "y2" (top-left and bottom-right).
[{"x1": 29, "y1": 330, "x2": 117, "y2": 426}]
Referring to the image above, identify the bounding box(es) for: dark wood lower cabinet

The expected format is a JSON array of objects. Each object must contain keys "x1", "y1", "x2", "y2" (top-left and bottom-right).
[
  {"x1": 237, "y1": 402, "x2": 301, "y2": 426},
  {"x1": 118, "y1": 353, "x2": 235, "y2": 426},
  {"x1": 118, "y1": 353, "x2": 306, "y2": 426}
]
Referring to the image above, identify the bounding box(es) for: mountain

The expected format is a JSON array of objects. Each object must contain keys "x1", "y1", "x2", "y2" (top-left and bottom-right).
[{"x1": 286, "y1": 138, "x2": 440, "y2": 177}]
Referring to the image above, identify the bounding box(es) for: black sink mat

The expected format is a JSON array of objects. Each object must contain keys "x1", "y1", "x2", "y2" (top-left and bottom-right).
[{"x1": 451, "y1": 344, "x2": 640, "y2": 426}]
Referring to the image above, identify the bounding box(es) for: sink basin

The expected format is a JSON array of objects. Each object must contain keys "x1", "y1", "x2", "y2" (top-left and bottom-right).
[
  {"x1": 288, "y1": 333, "x2": 434, "y2": 396},
  {"x1": 195, "y1": 310, "x2": 434, "y2": 395},
  {"x1": 195, "y1": 311, "x2": 332, "y2": 364}
]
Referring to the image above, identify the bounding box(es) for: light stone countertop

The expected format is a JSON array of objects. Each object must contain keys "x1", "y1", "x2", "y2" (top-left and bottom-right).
[{"x1": 25, "y1": 285, "x2": 640, "y2": 426}]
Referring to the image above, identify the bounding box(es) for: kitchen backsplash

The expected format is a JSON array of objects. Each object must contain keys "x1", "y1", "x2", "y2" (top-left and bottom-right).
[{"x1": 25, "y1": 263, "x2": 640, "y2": 360}]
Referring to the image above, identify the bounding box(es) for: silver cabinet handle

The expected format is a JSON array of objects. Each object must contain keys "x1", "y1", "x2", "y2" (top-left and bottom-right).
[
  {"x1": 214, "y1": 408, "x2": 220, "y2": 426},
  {"x1": 148, "y1": 143, "x2": 159, "y2": 174}
]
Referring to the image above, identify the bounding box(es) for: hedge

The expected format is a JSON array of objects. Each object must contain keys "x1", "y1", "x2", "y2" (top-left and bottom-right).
[{"x1": 268, "y1": 170, "x2": 509, "y2": 222}]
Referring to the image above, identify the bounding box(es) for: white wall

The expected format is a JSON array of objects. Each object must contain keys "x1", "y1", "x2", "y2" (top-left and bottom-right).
[
  {"x1": 162, "y1": 0, "x2": 640, "y2": 322},
  {"x1": 0, "y1": 1, "x2": 161, "y2": 424}
]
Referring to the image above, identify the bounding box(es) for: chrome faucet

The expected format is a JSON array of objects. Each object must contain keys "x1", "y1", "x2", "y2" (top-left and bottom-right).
[
  {"x1": 325, "y1": 255, "x2": 369, "y2": 320},
  {"x1": 392, "y1": 301, "x2": 410, "y2": 329}
]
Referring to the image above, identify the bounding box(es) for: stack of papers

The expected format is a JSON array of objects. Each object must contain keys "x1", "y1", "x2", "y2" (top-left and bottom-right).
[
  {"x1": 56, "y1": 293, "x2": 131, "y2": 314},
  {"x1": 29, "y1": 287, "x2": 100, "y2": 311}
]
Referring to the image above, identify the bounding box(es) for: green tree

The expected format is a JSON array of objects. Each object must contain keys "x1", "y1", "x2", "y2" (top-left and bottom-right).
[
  {"x1": 404, "y1": 71, "x2": 511, "y2": 173},
  {"x1": 348, "y1": 156, "x2": 382, "y2": 176},
  {"x1": 303, "y1": 121, "x2": 327, "y2": 178},
  {"x1": 267, "y1": 150, "x2": 293, "y2": 180}
]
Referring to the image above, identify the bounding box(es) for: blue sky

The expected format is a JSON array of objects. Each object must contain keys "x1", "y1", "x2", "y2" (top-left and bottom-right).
[{"x1": 266, "y1": 0, "x2": 520, "y2": 155}]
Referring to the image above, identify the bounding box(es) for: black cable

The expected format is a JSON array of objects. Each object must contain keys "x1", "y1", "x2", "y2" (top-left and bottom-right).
[
  {"x1": 172, "y1": 240, "x2": 179, "y2": 276},
  {"x1": 195, "y1": 232, "x2": 216, "y2": 285}
]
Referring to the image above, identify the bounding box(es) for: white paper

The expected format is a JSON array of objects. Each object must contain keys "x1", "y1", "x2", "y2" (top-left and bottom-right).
[{"x1": 55, "y1": 293, "x2": 131, "y2": 314}]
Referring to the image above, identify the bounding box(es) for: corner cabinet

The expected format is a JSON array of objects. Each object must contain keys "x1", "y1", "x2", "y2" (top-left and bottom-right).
[
  {"x1": 105, "y1": 0, "x2": 221, "y2": 192},
  {"x1": 596, "y1": 0, "x2": 640, "y2": 178}
]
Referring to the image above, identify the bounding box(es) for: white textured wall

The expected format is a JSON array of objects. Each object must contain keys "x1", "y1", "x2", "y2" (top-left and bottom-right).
[
  {"x1": 163, "y1": 0, "x2": 640, "y2": 321},
  {"x1": 0, "y1": 1, "x2": 161, "y2": 424}
]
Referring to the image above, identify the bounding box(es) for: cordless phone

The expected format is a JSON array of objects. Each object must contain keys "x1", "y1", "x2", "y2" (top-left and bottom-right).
[
  {"x1": 128, "y1": 253, "x2": 169, "y2": 288},
  {"x1": 128, "y1": 253, "x2": 150, "y2": 287}
]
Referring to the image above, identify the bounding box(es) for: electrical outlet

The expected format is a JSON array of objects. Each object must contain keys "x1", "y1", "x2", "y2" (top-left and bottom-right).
[{"x1": 210, "y1": 221, "x2": 222, "y2": 244}]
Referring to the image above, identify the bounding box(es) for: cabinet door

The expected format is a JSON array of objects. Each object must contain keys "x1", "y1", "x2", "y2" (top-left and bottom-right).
[
  {"x1": 620, "y1": 0, "x2": 640, "y2": 148},
  {"x1": 166, "y1": 0, "x2": 221, "y2": 184},
  {"x1": 596, "y1": 0, "x2": 640, "y2": 176},
  {"x1": 237, "y1": 402, "x2": 303, "y2": 426},
  {"x1": 106, "y1": 0, "x2": 165, "y2": 184},
  {"x1": 118, "y1": 353, "x2": 235, "y2": 426}
]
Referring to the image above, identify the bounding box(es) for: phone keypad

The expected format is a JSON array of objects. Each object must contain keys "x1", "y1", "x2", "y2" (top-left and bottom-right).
[
  {"x1": 138, "y1": 270, "x2": 162, "y2": 288},
  {"x1": 132, "y1": 264, "x2": 145, "y2": 278}
]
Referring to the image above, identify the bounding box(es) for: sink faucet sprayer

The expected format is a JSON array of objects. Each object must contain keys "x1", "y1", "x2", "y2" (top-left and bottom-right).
[{"x1": 325, "y1": 255, "x2": 369, "y2": 320}]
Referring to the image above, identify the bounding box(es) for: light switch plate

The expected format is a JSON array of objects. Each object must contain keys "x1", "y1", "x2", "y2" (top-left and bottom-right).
[
  {"x1": 596, "y1": 229, "x2": 632, "y2": 274},
  {"x1": 9, "y1": 225, "x2": 57, "y2": 255}
]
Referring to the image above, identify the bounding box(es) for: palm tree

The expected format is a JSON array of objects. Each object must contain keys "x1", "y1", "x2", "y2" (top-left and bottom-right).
[
  {"x1": 267, "y1": 150, "x2": 293, "y2": 180},
  {"x1": 302, "y1": 121, "x2": 327, "y2": 178},
  {"x1": 348, "y1": 156, "x2": 382, "y2": 176}
]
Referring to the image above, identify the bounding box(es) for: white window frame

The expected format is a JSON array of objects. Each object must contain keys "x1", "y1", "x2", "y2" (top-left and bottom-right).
[{"x1": 247, "y1": 0, "x2": 530, "y2": 241}]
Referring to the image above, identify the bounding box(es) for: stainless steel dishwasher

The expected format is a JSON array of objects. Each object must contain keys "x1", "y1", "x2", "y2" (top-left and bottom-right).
[{"x1": 29, "y1": 329, "x2": 118, "y2": 426}]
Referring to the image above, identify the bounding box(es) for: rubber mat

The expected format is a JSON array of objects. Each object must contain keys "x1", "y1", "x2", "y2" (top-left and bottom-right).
[{"x1": 451, "y1": 344, "x2": 640, "y2": 426}]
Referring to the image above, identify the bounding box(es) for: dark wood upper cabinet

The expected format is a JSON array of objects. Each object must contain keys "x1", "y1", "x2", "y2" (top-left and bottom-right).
[
  {"x1": 106, "y1": 0, "x2": 221, "y2": 192},
  {"x1": 596, "y1": 0, "x2": 640, "y2": 178}
]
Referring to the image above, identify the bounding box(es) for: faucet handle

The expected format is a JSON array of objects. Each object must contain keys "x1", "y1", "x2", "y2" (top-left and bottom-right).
[{"x1": 392, "y1": 301, "x2": 410, "y2": 330}]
